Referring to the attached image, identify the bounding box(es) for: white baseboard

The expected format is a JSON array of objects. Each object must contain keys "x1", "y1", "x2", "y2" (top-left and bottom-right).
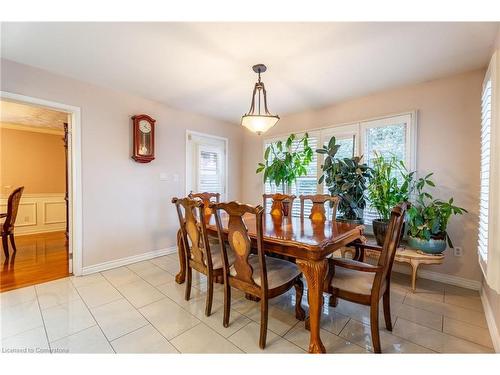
[
  {"x1": 15, "y1": 226, "x2": 66, "y2": 236},
  {"x1": 81, "y1": 246, "x2": 177, "y2": 275},
  {"x1": 393, "y1": 263, "x2": 481, "y2": 291},
  {"x1": 480, "y1": 287, "x2": 500, "y2": 353}
]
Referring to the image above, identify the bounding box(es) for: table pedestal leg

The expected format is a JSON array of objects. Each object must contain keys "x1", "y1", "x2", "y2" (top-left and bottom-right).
[
  {"x1": 175, "y1": 230, "x2": 186, "y2": 284},
  {"x1": 297, "y1": 258, "x2": 328, "y2": 354}
]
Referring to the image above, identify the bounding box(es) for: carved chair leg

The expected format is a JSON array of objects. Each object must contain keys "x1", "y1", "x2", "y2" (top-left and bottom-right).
[
  {"x1": 305, "y1": 316, "x2": 310, "y2": 331},
  {"x1": 185, "y1": 265, "x2": 192, "y2": 301},
  {"x1": 223, "y1": 277, "x2": 231, "y2": 328},
  {"x1": 2, "y1": 235, "x2": 9, "y2": 258},
  {"x1": 383, "y1": 289, "x2": 392, "y2": 331},
  {"x1": 294, "y1": 277, "x2": 306, "y2": 321},
  {"x1": 328, "y1": 295, "x2": 338, "y2": 307},
  {"x1": 259, "y1": 296, "x2": 269, "y2": 349},
  {"x1": 175, "y1": 230, "x2": 186, "y2": 284},
  {"x1": 205, "y1": 272, "x2": 214, "y2": 317},
  {"x1": 370, "y1": 301, "x2": 382, "y2": 353},
  {"x1": 9, "y1": 234, "x2": 17, "y2": 253}
]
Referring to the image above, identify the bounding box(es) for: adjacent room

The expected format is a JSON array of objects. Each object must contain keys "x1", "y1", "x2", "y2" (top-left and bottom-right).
[
  {"x1": 1, "y1": 19, "x2": 500, "y2": 360},
  {"x1": 0, "y1": 100, "x2": 70, "y2": 291}
]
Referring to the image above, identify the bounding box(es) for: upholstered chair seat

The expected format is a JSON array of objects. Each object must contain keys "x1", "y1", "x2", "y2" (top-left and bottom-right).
[
  {"x1": 330, "y1": 261, "x2": 376, "y2": 295},
  {"x1": 206, "y1": 244, "x2": 235, "y2": 270},
  {"x1": 229, "y1": 255, "x2": 301, "y2": 289}
]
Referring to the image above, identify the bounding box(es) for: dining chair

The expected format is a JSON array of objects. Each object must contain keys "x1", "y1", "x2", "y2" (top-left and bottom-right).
[
  {"x1": 210, "y1": 201, "x2": 306, "y2": 349},
  {"x1": 188, "y1": 191, "x2": 220, "y2": 217},
  {"x1": 299, "y1": 194, "x2": 340, "y2": 221},
  {"x1": 188, "y1": 191, "x2": 221, "y2": 246},
  {"x1": 323, "y1": 202, "x2": 409, "y2": 353},
  {"x1": 1, "y1": 186, "x2": 24, "y2": 258},
  {"x1": 262, "y1": 193, "x2": 296, "y2": 217},
  {"x1": 172, "y1": 196, "x2": 233, "y2": 316}
]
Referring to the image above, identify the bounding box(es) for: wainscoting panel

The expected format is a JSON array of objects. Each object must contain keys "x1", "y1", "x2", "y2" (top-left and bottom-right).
[{"x1": 0, "y1": 193, "x2": 66, "y2": 235}]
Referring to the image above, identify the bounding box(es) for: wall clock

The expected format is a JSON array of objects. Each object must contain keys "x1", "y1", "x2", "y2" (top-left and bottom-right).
[{"x1": 132, "y1": 114, "x2": 155, "y2": 163}]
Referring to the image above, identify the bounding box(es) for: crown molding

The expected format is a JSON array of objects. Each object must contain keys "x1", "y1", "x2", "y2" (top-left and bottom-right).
[{"x1": 0, "y1": 122, "x2": 64, "y2": 135}]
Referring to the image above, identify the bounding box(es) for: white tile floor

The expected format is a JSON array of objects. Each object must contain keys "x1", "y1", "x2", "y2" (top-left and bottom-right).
[{"x1": 0, "y1": 253, "x2": 495, "y2": 354}]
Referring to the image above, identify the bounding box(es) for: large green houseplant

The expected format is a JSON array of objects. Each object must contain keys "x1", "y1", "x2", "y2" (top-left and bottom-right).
[
  {"x1": 317, "y1": 136, "x2": 372, "y2": 223},
  {"x1": 256, "y1": 133, "x2": 313, "y2": 213},
  {"x1": 367, "y1": 153, "x2": 416, "y2": 245},
  {"x1": 407, "y1": 174, "x2": 467, "y2": 254}
]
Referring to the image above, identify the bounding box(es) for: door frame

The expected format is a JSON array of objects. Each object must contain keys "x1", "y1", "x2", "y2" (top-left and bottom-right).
[
  {"x1": 185, "y1": 130, "x2": 228, "y2": 200},
  {"x1": 1, "y1": 91, "x2": 83, "y2": 276}
]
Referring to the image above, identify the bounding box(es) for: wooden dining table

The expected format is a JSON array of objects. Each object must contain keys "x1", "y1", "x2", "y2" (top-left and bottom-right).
[{"x1": 174, "y1": 213, "x2": 364, "y2": 353}]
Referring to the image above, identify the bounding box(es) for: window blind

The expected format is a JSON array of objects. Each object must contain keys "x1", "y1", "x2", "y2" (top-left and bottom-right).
[
  {"x1": 291, "y1": 132, "x2": 320, "y2": 217},
  {"x1": 263, "y1": 138, "x2": 285, "y2": 212},
  {"x1": 198, "y1": 149, "x2": 224, "y2": 195},
  {"x1": 479, "y1": 77, "x2": 492, "y2": 262}
]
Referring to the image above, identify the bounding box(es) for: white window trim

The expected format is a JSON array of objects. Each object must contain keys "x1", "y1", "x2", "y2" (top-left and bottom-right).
[
  {"x1": 360, "y1": 113, "x2": 417, "y2": 172},
  {"x1": 480, "y1": 51, "x2": 500, "y2": 293},
  {"x1": 186, "y1": 130, "x2": 228, "y2": 201}
]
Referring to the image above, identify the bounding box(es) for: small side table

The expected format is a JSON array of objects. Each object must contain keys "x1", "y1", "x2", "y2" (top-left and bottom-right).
[{"x1": 342, "y1": 239, "x2": 445, "y2": 292}]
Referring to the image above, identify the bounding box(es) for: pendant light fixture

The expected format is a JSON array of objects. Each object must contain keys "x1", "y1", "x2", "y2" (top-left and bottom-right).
[{"x1": 241, "y1": 64, "x2": 280, "y2": 135}]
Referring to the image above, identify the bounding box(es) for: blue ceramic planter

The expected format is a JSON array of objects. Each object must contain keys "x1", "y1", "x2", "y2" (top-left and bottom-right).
[{"x1": 407, "y1": 236, "x2": 446, "y2": 254}]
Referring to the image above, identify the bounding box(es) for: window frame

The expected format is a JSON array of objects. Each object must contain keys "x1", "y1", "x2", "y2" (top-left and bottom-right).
[
  {"x1": 262, "y1": 111, "x2": 418, "y2": 222},
  {"x1": 186, "y1": 130, "x2": 228, "y2": 201}
]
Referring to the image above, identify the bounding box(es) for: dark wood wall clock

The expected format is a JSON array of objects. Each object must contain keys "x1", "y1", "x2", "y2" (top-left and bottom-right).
[{"x1": 132, "y1": 114, "x2": 155, "y2": 163}]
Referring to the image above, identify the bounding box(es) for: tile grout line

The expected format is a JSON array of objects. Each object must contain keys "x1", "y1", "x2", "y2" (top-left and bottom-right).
[
  {"x1": 33, "y1": 285, "x2": 53, "y2": 354},
  {"x1": 70, "y1": 276, "x2": 117, "y2": 353},
  {"x1": 125, "y1": 259, "x2": 301, "y2": 351},
  {"x1": 73, "y1": 259, "x2": 493, "y2": 353},
  {"x1": 99, "y1": 267, "x2": 183, "y2": 353}
]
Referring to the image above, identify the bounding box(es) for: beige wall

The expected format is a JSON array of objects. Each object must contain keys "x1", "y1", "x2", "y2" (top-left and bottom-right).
[
  {"x1": 242, "y1": 69, "x2": 484, "y2": 282},
  {"x1": 0, "y1": 126, "x2": 66, "y2": 195},
  {"x1": 0, "y1": 59, "x2": 244, "y2": 268}
]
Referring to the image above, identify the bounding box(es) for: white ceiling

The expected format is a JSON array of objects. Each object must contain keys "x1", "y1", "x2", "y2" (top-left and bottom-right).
[
  {"x1": 1, "y1": 22, "x2": 498, "y2": 123},
  {"x1": 0, "y1": 100, "x2": 67, "y2": 129}
]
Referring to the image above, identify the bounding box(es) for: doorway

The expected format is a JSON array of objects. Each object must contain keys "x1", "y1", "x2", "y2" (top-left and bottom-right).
[
  {"x1": 0, "y1": 92, "x2": 82, "y2": 291},
  {"x1": 185, "y1": 130, "x2": 228, "y2": 199}
]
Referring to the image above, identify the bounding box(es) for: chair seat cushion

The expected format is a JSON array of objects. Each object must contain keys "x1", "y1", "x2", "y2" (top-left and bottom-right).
[
  {"x1": 204, "y1": 243, "x2": 235, "y2": 270},
  {"x1": 230, "y1": 255, "x2": 301, "y2": 289},
  {"x1": 330, "y1": 266, "x2": 375, "y2": 295}
]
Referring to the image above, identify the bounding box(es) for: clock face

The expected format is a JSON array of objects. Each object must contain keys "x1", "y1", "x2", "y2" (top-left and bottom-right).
[{"x1": 139, "y1": 120, "x2": 152, "y2": 133}]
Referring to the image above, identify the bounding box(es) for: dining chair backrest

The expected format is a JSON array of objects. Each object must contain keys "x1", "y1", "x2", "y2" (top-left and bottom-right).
[
  {"x1": 375, "y1": 202, "x2": 410, "y2": 285},
  {"x1": 188, "y1": 191, "x2": 220, "y2": 217},
  {"x1": 3, "y1": 186, "x2": 24, "y2": 232},
  {"x1": 211, "y1": 201, "x2": 267, "y2": 291},
  {"x1": 262, "y1": 193, "x2": 296, "y2": 217},
  {"x1": 299, "y1": 194, "x2": 340, "y2": 221},
  {"x1": 172, "y1": 197, "x2": 213, "y2": 269}
]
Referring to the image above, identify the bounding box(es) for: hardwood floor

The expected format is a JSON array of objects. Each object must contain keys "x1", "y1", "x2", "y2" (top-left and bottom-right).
[{"x1": 0, "y1": 231, "x2": 69, "y2": 292}]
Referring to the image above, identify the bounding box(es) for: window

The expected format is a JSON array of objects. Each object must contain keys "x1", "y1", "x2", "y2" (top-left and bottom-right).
[
  {"x1": 479, "y1": 65, "x2": 492, "y2": 267},
  {"x1": 478, "y1": 51, "x2": 500, "y2": 293},
  {"x1": 291, "y1": 131, "x2": 320, "y2": 217},
  {"x1": 186, "y1": 131, "x2": 227, "y2": 200},
  {"x1": 263, "y1": 136, "x2": 286, "y2": 212},
  {"x1": 360, "y1": 114, "x2": 415, "y2": 225},
  {"x1": 262, "y1": 112, "x2": 416, "y2": 223}
]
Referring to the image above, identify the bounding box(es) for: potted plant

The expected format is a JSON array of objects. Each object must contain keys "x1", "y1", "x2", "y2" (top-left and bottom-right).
[
  {"x1": 256, "y1": 133, "x2": 313, "y2": 215},
  {"x1": 407, "y1": 174, "x2": 467, "y2": 254},
  {"x1": 317, "y1": 136, "x2": 372, "y2": 223},
  {"x1": 367, "y1": 153, "x2": 415, "y2": 245}
]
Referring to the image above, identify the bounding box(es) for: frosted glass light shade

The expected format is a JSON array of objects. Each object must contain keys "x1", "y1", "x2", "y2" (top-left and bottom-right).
[{"x1": 241, "y1": 115, "x2": 279, "y2": 135}]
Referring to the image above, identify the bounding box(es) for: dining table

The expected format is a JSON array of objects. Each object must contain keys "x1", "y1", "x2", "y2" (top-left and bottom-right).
[{"x1": 174, "y1": 213, "x2": 365, "y2": 353}]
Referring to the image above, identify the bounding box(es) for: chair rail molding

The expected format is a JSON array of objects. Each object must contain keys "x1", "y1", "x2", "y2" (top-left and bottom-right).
[{"x1": 0, "y1": 193, "x2": 66, "y2": 235}]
